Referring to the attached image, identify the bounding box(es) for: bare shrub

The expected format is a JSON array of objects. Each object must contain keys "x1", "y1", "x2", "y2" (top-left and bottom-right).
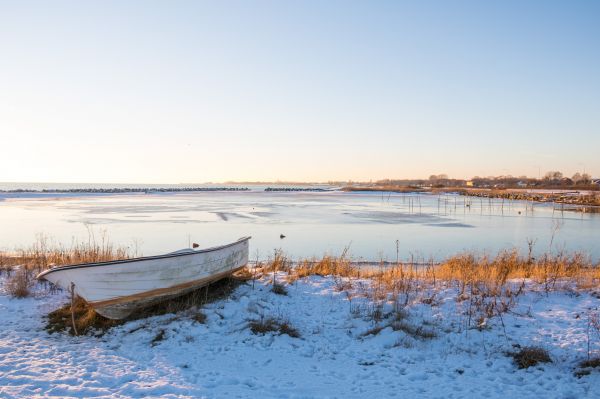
[
  {"x1": 333, "y1": 275, "x2": 353, "y2": 292},
  {"x1": 6, "y1": 269, "x2": 31, "y2": 298}
]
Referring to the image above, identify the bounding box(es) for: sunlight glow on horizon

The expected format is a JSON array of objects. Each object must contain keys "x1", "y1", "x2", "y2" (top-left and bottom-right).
[{"x1": 1, "y1": 1, "x2": 599, "y2": 183}]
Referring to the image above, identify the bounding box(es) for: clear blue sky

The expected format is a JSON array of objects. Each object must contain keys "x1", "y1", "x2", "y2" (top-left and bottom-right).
[{"x1": 1, "y1": 0, "x2": 598, "y2": 183}]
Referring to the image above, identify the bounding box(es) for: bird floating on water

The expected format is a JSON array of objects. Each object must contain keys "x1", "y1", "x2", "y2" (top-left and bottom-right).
[{"x1": 280, "y1": 234, "x2": 286, "y2": 239}]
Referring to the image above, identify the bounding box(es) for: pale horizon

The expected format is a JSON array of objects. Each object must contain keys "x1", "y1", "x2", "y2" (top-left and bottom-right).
[{"x1": 1, "y1": 1, "x2": 599, "y2": 183}]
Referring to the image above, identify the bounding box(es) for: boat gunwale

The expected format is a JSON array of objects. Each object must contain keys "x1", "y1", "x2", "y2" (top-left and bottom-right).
[{"x1": 36, "y1": 236, "x2": 251, "y2": 279}]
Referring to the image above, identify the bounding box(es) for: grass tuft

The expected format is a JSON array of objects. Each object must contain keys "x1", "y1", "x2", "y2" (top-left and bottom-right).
[
  {"x1": 192, "y1": 312, "x2": 207, "y2": 324},
  {"x1": 511, "y1": 346, "x2": 552, "y2": 369},
  {"x1": 271, "y1": 283, "x2": 288, "y2": 296},
  {"x1": 360, "y1": 325, "x2": 385, "y2": 337},
  {"x1": 575, "y1": 358, "x2": 600, "y2": 377},
  {"x1": 390, "y1": 320, "x2": 436, "y2": 340},
  {"x1": 249, "y1": 316, "x2": 300, "y2": 338},
  {"x1": 151, "y1": 329, "x2": 166, "y2": 346},
  {"x1": 579, "y1": 357, "x2": 600, "y2": 369}
]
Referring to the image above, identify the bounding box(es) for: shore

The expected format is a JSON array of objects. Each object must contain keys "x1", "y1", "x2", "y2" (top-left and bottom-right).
[
  {"x1": 343, "y1": 185, "x2": 600, "y2": 209},
  {"x1": 1, "y1": 270, "x2": 599, "y2": 398},
  {"x1": 453, "y1": 188, "x2": 600, "y2": 209},
  {"x1": 2, "y1": 247, "x2": 600, "y2": 398}
]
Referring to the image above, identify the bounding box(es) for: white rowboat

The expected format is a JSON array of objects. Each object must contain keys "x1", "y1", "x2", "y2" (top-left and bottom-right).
[{"x1": 37, "y1": 237, "x2": 250, "y2": 319}]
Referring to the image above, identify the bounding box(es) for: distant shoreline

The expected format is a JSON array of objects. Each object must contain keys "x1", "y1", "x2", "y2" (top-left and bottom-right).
[
  {"x1": 343, "y1": 185, "x2": 600, "y2": 209},
  {"x1": 0, "y1": 187, "x2": 250, "y2": 194},
  {"x1": 2, "y1": 185, "x2": 599, "y2": 210}
]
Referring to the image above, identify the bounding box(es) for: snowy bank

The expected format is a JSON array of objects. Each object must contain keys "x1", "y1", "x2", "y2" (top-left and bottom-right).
[{"x1": 1, "y1": 275, "x2": 600, "y2": 398}]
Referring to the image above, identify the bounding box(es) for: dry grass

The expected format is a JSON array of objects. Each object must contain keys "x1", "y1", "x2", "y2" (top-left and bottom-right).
[
  {"x1": 46, "y1": 296, "x2": 121, "y2": 335},
  {"x1": 438, "y1": 250, "x2": 597, "y2": 286},
  {"x1": 360, "y1": 325, "x2": 385, "y2": 337},
  {"x1": 579, "y1": 358, "x2": 600, "y2": 369},
  {"x1": 262, "y1": 248, "x2": 598, "y2": 292},
  {"x1": 511, "y1": 346, "x2": 552, "y2": 369},
  {"x1": 3, "y1": 234, "x2": 598, "y2": 338},
  {"x1": 390, "y1": 321, "x2": 436, "y2": 340},
  {"x1": 261, "y1": 249, "x2": 292, "y2": 274},
  {"x1": 1, "y1": 232, "x2": 134, "y2": 276},
  {"x1": 1, "y1": 232, "x2": 134, "y2": 298},
  {"x1": 192, "y1": 312, "x2": 207, "y2": 324},
  {"x1": 575, "y1": 358, "x2": 600, "y2": 377},
  {"x1": 254, "y1": 248, "x2": 598, "y2": 333},
  {"x1": 292, "y1": 256, "x2": 359, "y2": 281},
  {"x1": 358, "y1": 307, "x2": 437, "y2": 340},
  {"x1": 248, "y1": 316, "x2": 300, "y2": 338}
]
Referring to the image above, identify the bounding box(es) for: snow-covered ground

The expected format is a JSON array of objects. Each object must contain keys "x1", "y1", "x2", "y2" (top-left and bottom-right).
[{"x1": 1, "y1": 275, "x2": 599, "y2": 398}]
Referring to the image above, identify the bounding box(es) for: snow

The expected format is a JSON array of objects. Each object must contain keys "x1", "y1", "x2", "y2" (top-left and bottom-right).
[{"x1": 1, "y1": 274, "x2": 599, "y2": 398}]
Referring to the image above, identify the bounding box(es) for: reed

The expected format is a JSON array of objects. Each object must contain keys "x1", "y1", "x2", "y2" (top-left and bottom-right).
[
  {"x1": 0, "y1": 232, "x2": 134, "y2": 299},
  {"x1": 256, "y1": 248, "x2": 599, "y2": 332},
  {"x1": 261, "y1": 249, "x2": 598, "y2": 288},
  {"x1": 0, "y1": 232, "x2": 133, "y2": 289},
  {"x1": 435, "y1": 249, "x2": 598, "y2": 289}
]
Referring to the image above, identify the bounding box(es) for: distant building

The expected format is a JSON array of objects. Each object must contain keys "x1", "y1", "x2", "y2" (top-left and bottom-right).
[
  {"x1": 517, "y1": 181, "x2": 527, "y2": 188},
  {"x1": 466, "y1": 181, "x2": 474, "y2": 187}
]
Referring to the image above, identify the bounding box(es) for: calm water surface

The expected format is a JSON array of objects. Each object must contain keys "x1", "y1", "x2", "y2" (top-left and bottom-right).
[{"x1": 0, "y1": 191, "x2": 598, "y2": 261}]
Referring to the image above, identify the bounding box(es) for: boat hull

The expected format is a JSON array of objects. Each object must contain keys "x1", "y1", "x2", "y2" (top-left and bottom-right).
[{"x1": 37, "y1": 237, "x2": 250, "y2": 319}]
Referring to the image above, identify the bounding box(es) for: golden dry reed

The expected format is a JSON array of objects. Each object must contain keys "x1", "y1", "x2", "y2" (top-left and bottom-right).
[
  {"x1": 1, "y1": 232, "x2": 134, "y2": 275},
  {"x1": 258, "y1": 248, "x2": 600, "y2": 292}
]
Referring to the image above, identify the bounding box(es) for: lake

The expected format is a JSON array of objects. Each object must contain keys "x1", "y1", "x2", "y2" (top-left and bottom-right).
[{"x1": 0, "y1": 190, "x2": 598, "y2": 261}]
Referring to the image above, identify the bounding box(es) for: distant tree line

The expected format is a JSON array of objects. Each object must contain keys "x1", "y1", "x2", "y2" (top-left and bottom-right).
[
  {"x1": 471, "y1": 171, "x2": 594, "y2": 189},
  {"x1": 369, "y1": 171, "x2": 597, "y2": 190}
]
